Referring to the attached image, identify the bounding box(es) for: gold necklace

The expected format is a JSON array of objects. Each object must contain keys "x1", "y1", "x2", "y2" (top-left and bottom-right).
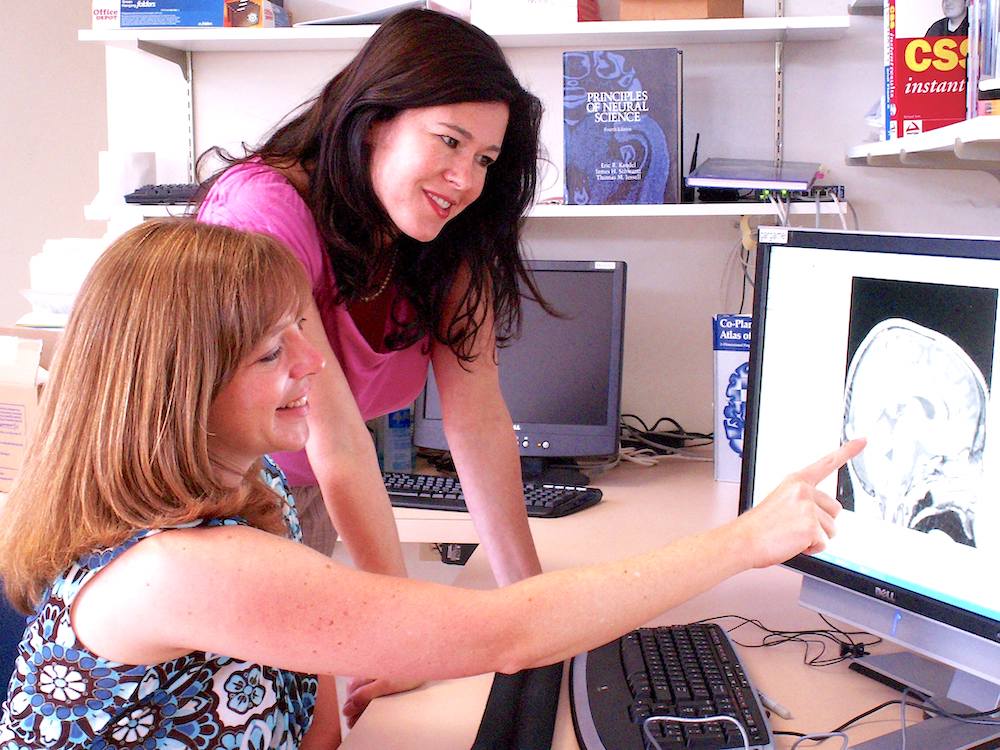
[{"x1": 359, "y1": 249, "x2": 398, "y2": 303}]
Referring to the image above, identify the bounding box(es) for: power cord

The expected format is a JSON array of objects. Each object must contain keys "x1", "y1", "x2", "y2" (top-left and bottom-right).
[
  {"x1": 694, "y1": 613, "x2": 882, "y2": 668},
  {"x1": 619, "y1": 414, "x2": 713, "y2": 465}
]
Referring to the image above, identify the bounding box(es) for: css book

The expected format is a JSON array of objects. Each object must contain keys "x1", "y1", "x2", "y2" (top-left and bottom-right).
[
  {"x1": 884, "y1": 0, "x2": 969, "y2": 139},
  {"x1": 563, "y1": 48, "x2": 683, "y2": 205}
]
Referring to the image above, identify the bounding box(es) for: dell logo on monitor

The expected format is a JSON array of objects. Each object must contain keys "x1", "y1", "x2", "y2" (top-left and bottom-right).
[{"x1": 875, "y1": 586, "x2": 897, "y2": 603}]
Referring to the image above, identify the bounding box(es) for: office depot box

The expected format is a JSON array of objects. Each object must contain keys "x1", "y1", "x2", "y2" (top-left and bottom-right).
[
  {"x1": 713, "y1": 314, "x2": 751, "y2": 483},
  {"x1": 620, "y1": 0, "x2": 742, "y2": 20},
  {"x1": 91, "y1": 0, "x2": 290, "y2": 29},
  {"x1": 0, "y1": 337, "x2": 43, "y2": 493}
]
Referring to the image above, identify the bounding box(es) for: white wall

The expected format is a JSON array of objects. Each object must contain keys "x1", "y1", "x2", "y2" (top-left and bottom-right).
[
  {"x1": 6, "y1": 1, "x2": 1000, "y2": 436},
  {"x1": 0, "y1": 2, "x2": 107, "y2": 324}
]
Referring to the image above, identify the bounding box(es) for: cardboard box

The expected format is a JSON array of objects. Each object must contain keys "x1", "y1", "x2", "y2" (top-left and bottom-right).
[
  {"x1": 713, "y1": 314, "x2": 751, "y2": 483},
  {"x1": 91, "y1": 0, "x2": 290, "y2": 29},
  {"x1": 620, "y1": 0, "x2": 743, "y2": 20},
  {"x1": 0, "y1": 328, "x2": 62, "y2": 371},
  {"x1": 0, "y1": 337, "x2": 43, "y2": 493}
]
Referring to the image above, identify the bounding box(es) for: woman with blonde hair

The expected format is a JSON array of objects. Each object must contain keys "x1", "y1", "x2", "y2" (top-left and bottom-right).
[{"x1": 0, "y1": 219, "x2": 860, "y2": 749}]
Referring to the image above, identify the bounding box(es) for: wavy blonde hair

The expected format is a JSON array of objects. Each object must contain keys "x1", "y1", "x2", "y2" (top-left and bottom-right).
[{"x1": 0, "y1": 219, "x2": 312, "y2": 613}]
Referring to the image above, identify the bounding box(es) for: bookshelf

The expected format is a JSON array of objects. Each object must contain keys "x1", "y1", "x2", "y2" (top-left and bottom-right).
[
  {"x1": 528, "y1": 202, "x2": 847, "y2": 218},
  {"x1": 79, "y1": 15, "x2": 854, "y2": 223},
  {"x1": 78, "y1": 16, "x2": 849, "y2": 53}
]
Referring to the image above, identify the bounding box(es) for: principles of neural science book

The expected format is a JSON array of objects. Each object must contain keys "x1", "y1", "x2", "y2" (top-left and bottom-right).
[
  {"x1": 563, "y1": 48, "x2": 683, "y2": 205},
  {"x1": 885, "y1": 0, "x2": 969, "y2": 139}
]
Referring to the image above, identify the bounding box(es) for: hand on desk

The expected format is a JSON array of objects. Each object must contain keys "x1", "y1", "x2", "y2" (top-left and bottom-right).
[
  {"x1": 342, "y1": 675, "x2": 423, "y2": 728},
  {"x1": 738, "y1": 439, "x2": 866, "y2": 568}
]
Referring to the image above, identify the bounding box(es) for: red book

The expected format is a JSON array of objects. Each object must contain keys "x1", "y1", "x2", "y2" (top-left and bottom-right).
[{"x1": 885, "y1": 0, "x2": 969, "y2": 139}]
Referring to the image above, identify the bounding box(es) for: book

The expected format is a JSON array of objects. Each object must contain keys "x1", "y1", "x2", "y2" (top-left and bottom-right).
[
  {"x1": 713, "y1": 314, "x2": 751, "y2": 483},
  {"x1": 563, "y1": 48, "x2": 683, "y2": 205},
  {"x1": 884, "y1": 0, "x2": 970, "y2": 139},
  {"x1": 967, "y1": 0, "x2": 1000, "y2": 117},
  {"x1": 685, "y1": 158, "x2": 819, "y2": 191}
]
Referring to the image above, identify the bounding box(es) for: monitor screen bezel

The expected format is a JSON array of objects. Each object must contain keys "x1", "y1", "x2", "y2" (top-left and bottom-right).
[
  {"x1": 738, "y1": 227, "x2": 1000, "y2": 648},
  {"x1": 413, "y1": 259, "x2": 627, "y2": 459}
]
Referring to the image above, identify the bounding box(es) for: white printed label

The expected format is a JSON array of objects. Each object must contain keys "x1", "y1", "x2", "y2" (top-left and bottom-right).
[{"x1": 759, "y1": 226, "x2": 789, "y2": 245}]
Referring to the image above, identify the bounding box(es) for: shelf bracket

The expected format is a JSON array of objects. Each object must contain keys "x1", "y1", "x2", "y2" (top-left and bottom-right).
[
  {"x1": 774, "y1": 0, "x2": 785, "y2": 165},
  {"x1": 136, "y1": 41, "x2": 191, "y2": 82},
  {"x1": 954, "y1": 138, "x2": 1000, "y2": 163},
  {"x1": 132, "y1": 42, "x2": 196, "y2": 182}
]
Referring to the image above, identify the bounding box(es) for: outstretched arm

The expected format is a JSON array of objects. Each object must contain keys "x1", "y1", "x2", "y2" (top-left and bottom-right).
[{"x1": 72, "y1": 440, "x2": 861, "y2": 681}]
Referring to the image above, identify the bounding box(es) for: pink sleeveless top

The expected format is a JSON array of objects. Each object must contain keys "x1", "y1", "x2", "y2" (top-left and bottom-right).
[{"x1": 197, "y1": 162, "x2": 431, "y2": 485}]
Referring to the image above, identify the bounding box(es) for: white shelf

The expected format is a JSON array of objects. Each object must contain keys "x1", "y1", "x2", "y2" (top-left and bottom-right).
[
  {"x1": 85, "y1": 200, "x2": 842, "y2": 221},
  {"x1": 527, "y1": 202, "x2": 847, "y2": 218},
  {"x1": 847, "y1": 117, "x2": 1000, "y2": 171},
  {"x1": 78, "y1": 16, "x2": 849, "y2": 52}
]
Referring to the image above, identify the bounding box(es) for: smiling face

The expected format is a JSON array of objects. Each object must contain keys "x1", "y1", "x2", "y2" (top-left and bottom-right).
[
  {"x1": 207, "y1": 317, "x2": 324, "y2": 478},
  {"x1": 367, "y1": 102, "x2": 510, "y2": 242}
]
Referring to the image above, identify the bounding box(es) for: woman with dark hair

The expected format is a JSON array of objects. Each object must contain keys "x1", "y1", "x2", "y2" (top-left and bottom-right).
[{"x1": 197, "y1": 7, "x2": 548, "y2": 721}]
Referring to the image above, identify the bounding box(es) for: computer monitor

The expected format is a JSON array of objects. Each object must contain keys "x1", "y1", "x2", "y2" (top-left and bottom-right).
[
  {"x1": 413, "y1": 259, "x2": 626, "y2": 484},
  {"x1": 739, "y1": 228, "x2": 1000, "y2": 750}
]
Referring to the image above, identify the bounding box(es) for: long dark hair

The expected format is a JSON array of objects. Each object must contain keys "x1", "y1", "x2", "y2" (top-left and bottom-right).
[{"x1": 199, "y1": 9, "x2": 547, "y2": 361}]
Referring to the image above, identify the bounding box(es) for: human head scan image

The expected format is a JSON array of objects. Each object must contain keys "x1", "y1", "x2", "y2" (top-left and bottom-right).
[{"x1": 841, "y1": 319, "x2": 987, "y2": 546}]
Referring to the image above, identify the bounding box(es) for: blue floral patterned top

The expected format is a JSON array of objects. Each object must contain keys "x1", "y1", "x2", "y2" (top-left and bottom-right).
[{"x1": 0, "y1": 458, "x2": 318, "y2": 749}]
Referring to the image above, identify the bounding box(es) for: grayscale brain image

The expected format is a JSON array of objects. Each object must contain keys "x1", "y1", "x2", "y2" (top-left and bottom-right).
[{"x1": 838, "y1": 277, "x2": 997, "y2": 547}]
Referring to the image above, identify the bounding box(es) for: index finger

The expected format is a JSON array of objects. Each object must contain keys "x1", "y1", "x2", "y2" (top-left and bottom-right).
[{"x1": 794, "y1": 438, "x2": 867, "y2": 486}]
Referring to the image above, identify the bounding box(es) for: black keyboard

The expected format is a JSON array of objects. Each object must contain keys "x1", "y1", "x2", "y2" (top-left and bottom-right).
[
  {"x1": 124, "y1": 183, "x2": 200, "y2": 204},
  {"x1": 383, "y1": 472, "x2": 602, "y2": 518},
  {"x1": 570, "y1": 623, "x2": 773, "y2": 750}
]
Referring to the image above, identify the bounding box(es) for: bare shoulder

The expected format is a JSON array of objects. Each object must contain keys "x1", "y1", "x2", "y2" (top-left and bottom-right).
[{"x1": 73, "y1": 524, "x2": 313, "y2": 664}]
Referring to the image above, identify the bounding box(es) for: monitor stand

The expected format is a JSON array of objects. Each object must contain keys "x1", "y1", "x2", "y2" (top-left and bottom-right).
[
  {"x1": 848, "y1": 652, "x2": 1000, "y2": 749},
  {"x1": 520, "y1": 457, "x2": 591, "y2": 487}
]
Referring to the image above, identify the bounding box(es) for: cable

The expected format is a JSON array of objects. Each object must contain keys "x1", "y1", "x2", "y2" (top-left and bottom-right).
[
  {"x1": 830, "y1": 192, "x2": 849, "y2": 230},
  {"x1": 643, "y1": 714, "x2": 750, "y2": 750},
  {"x1": 619, "y1": 446, "x2": 712, "y2": 465},
  {"x1": 831, "y1": 697, "x2": 1000, "y2": 735},
  {"x1": 768, "y1": 193, "x2": 789, "y2": 226},
  {"x1": 694, "y1": 614, "x2": 882, "y2": 668},
  {"x1": 846, "y1": 199, "x2": 860, "y2": 230},
  {"x1": 790, "y1": 732, "x2": 849, "y2": 750}
]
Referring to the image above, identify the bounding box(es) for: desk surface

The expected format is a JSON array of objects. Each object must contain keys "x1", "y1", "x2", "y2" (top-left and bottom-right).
[{"x1": 345, "y1": 460, "x2": 911, "y2": 749}]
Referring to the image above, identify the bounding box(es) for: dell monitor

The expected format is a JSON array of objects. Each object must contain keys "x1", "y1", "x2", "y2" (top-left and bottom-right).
[
  {"x1": 413, "y1": 259, "x2": 626, "y2": 484},
  {"x1": 740, "y1": 227, "x2": 1000, "y2": 750}
]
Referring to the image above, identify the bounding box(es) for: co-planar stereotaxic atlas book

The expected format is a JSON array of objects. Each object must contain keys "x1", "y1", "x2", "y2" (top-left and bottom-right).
[{"x1": 563, "y1": 48, "x2": 683, "y2": 205}]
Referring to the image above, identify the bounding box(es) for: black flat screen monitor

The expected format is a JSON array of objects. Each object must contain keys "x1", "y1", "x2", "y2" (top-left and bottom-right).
[
  {"x1": 413, "y1": 260, "x2": 626, "y2": 480},
  {"x1": 740, "y1": 227, "x2": 1000, "y2": 750}
]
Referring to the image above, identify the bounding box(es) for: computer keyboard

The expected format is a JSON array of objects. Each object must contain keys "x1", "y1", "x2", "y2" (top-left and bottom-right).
[
  {"x1": 570, "y1": 623, "x2": 773, "y2": 750},
  {"x1": 382, "y1": 472, "x2": 602, "y2": 518},
  {"x1": 124, "y1": 183, "x2": 200, "y2": 204}
]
